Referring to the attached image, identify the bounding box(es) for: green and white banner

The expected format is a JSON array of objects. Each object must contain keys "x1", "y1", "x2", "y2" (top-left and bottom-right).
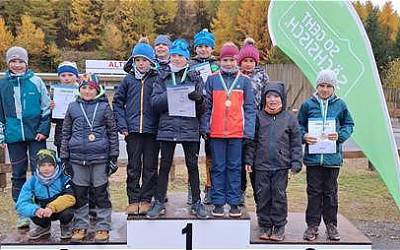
[{"x1": 268, "y1": 0, "x2": 400, "y2": 209}]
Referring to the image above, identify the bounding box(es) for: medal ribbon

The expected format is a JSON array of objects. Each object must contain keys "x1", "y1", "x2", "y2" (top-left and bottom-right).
[
  {"x1": 319, "y1": 99, "x2": 329, "y2": 132},
  {"x1": 171, "y1": 67, "x2": 188, "y2": 86},
  {"x1": 218, "y1": 72, "x2": 240, "y2": 100},
  {"x1": 80, "y1": 102, "x2": 99, "y2": 132}
]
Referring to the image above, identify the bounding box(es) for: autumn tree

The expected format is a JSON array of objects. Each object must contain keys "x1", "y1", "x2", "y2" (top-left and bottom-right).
[
  {"x1": 101, "y1": 22, "x2": 126, "y2": 60},
  {"x1": 41, "y1": 42, "x2": 62, "y2": 72},
  {"x1": 378, "y1": 1, "x2": 399, "y2": 42},
  {"x1": 118, "y1": 0, "x2": 156, "y2": 51},
  {"x1": 211, "y1": 0, "x2": 242, "y2": 53},
  {"x1": 236, "y1": 0, "x2": 271, "y2": 62},
  {"x1": 27, "y1": 0, "x2": 58, "y2": 42},
  {"x1": 190, "y1": 0, "x2": 219, "y2": 32},
  {"x1": 151, "y1": 0, "x2": 178, "y2": 34},
  {"x1": 0, "y1": 0, "x2": 29, "y2": 34},
  {"x1": 353, "y1": 1, "x2": 368, "y2": 24},
  {"x1": 15, "y1": 15, "x2": 45, "y2": 56},
  {"x1": 54, "y1": 0, "x2": 72, "y2": 47},
  {"x1": 0, "y1": 17, "x2": 14, "y2": 69}
]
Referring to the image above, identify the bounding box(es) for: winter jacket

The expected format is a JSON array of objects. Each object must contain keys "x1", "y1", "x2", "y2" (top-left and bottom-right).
[
  {"x1": 156, "y1": 58, "x2": 170, "y2": 72},
  {"x1": 0, "y1": 70, "x2": 50, "y2": 144},
  {"x1": 60, "y1": 88, "x2": 119, "y2": 165},
  {"x1": 113, "y1": 69, "x2": 158, "y2": 134},
  {"x1": 151, "y1": 66, "x2": 204, "y2": 142},
  {"x1": 244, "y1": 82, "x2": 302, "y2": 172},
  {"x1": 297, "y1": 93, "x2": 354, "y2": 167},
  {"x1": 16, "y1": 166, "x2": 75, "y2": 218},
  {"x1": 201, "y1": 70, "x2": 256, "y2": 139},
  {"x1": 242, "y1": 66, "x2": 269, "y2": 110}
]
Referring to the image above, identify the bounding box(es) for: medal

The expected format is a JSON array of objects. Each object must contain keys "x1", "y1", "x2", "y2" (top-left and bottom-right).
[
  {"x1": 218, "y1": 72, "x2": 240, "y2": 109},
  {"x1": 225, "y1": 99, "x2": 232, "y2": 107},
  {"x1": 88, "y1": 133, "x2": 96, "y2": 141}
]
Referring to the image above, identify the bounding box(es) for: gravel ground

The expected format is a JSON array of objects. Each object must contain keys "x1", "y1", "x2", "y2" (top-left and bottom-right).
[{"x1": 352, "y1": 220, "x2": 400, "y2": 249}]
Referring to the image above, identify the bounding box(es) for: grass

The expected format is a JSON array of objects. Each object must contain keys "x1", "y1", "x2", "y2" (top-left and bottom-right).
[{"x1": 1, "y1": 158, "x2": 399, "y2": 240}]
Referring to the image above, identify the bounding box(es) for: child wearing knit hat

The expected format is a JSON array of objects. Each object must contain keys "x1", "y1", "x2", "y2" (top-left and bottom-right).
[
  {"x1": 298, "y1": 69, "x2": 354, "y2": 241},
  {"x1": 1, "y1": 46, "x2": 51, "y2": 229},
  {"x1": 237, "y1": 38, "x2": 270, "y2": 206},
  {"x1": 188, "y1": 29, "x2": 220, "y2": 205},
  {"x1": 201, "y1": 42, "x2": 256, "y2": 218},
  {"x1": 154, "y1": 34, "x2": 172, "y2": 71}
]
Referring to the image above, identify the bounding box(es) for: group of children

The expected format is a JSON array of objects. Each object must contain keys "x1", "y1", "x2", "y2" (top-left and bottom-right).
[{"x1": 0, "y1": 28, "x2": 354, "y2": 243}]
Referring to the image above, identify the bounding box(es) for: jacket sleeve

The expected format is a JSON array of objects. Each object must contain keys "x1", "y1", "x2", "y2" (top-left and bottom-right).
[
  {"x1": 200, "y1": 77, "x2": 213, "y2": 134},
  {"x1": 151, "y1": 76, "x2": 169, "y2": 114},
  {"x1": 194, "y1": 75, "x2": 206, "y2": 117},
  {"x1": 16, "y1": 178, "x2": 40, "y2": 218},
  {"x1": 60, "y1": 105, "x2": 73, "y2": 160},
  {"x1": 112, "y1": 78, "x2": 129, "y2": 133},
  {"x1": 36, "y1": 77, "x2": 51, "y2": 136},
  {"x1": 46, "y1": 175, "x2": 75, "y2": 213},
  {"x1": 243, "y1": 115, "x2": 260, "y2": 166},
  {"x1": 337, "y1": 101, "x2": 354, "y2": 143},
  {"x1": 289, "y1": 114, "x2": 303, "y2": 171},
  {"x1": 105, "y1": 104, "x2": 120, "y2": 157},
  {"x1": 243, "y1": 78, "x2": 256, "y2": 139},
  {"x1": 297, "y1": 101, "x2": 309, "y2": 144}
]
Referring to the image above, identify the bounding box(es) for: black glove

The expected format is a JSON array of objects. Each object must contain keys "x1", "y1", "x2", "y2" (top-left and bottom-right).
[
  {"x1": 107, "y1": 156, "x2": 118, "y2": 176},
  {"x1": 188, "y1": 90, "x2": 203, "y2": 103},
  {"x1": 200, "y1": 132, "x2": 208, "y2": 141},
  {"x1": 291, "y1": 164, "x2": 302, "y2": 174},
  {"x1": 62, "y1": 159, "x2": 73, "y2": 178}
]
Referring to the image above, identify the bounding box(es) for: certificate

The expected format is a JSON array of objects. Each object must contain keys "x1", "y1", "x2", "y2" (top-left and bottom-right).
[
  {"x1": 167, "y1": 85, "x2": 196, "y2": 117},
  {"x1": 192, "y1": 62, "x2": 212, "y2": 83},
  {"x1": 51, "y1": 85, "x2": 78, "y2": 119},
  {"x1": 308, "y1": 118, "x2": 336, "y2": 154}
]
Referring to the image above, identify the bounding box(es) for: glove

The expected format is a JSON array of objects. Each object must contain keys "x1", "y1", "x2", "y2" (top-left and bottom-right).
[
  {"x1": 107, "y1": 156, "x2": 118, "y2": 176},
  {"x1": 188, "y1": 90, "x2": 203, "y2": 103},
  {"x1": 291, "y1": 164, "x2": 302, "y2": 174},
  {"x1": 200, "y1": 132, "x2": 208, "y2": 141},
  {"x1": 62, "y1": 159, "x2": 73, "y2": 178}
]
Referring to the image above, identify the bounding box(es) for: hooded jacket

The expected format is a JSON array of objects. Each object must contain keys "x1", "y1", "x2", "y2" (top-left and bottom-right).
[
  {"x1": 244, "y1": 82, "x2": 302, "y2": 171},
  {"x1": 113, "y1": 69, "x2": 159, "y2": 134},
  {"x1": 0, "y1": 70, "x2": 50, "y2": 144},
  {"x1": 60, "y1": 87, "x2": 119, "y2": 165},
  {"x1": 297, "y1": 93, "x2": 354, "y2": 167},
  {"x1": 151, "y1": 66, "x2": 204, "y2": 142},
  {"x1": 243, "y1": 66, "x2": 269, "y2": 110}
]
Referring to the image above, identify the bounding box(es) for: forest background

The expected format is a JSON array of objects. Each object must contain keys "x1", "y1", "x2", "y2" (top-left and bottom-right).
[{"x1": 0, "y1": 0, "x2": 400, "y2": 87}]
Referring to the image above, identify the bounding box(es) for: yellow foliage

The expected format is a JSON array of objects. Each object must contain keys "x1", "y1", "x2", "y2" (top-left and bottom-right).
[
  {"x1": 378, "y1": 1, "x2": 399, "y2": 41},
  {"x1": 102, "y1": 23, "x2": 126, "y2": 60},
  {"x1": 15, "y1": 15, "x2": 45, "y2": 56},
  {"x1": 383, "y1": 59, "x2": 400, "y2": 88},
  {"x1": 0, "y1": 18, "x2": 14, "y2": 58}
]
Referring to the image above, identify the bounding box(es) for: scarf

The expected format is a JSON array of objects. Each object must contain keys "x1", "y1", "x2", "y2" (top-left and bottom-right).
[
  {"x1": 36, "y1": 165, "x2": 61, "y2": 186},
  {"x1": 264, "y1": 102, "x2": 283, "y2": 115}
]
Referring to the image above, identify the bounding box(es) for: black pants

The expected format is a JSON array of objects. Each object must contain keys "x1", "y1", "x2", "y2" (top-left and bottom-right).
[
  {"x1": 305, "y1": 166, "x2": 340, "y2": 227},
  {"x1": 126, "y1": 133, "x2": 158, "y2": 203},
  {"x1": 156, "y1": 141, "x2": 201, "y2": 203},
  {"x1": 256, "y1": 169, "x2": 288, "y2": 227},
  {"x1": 31, "y1": 207, "x2": 74, "y2": 227}
]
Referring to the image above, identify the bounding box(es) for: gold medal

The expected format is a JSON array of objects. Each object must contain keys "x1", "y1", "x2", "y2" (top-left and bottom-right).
[
  {"x1": 225, "y1": 99, "x2": 232, "y2": 107},
  {"x1": 88, "y1": 133, "x2": 96, "y2": 141}
]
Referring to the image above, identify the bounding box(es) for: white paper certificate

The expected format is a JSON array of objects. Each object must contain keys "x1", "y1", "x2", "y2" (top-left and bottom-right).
[
  {"x1": 193, "y1": 62, "x2": 212, "y2": 83},
  {"x1": 52, "y1": 85, "x2": 78, "y2": 119},
  {"x1": 308, "y1": 118, "x2": 337, "y2": 154},
  {"x1": 167, "y1": 85, "x2": 196, "y2": 117}
]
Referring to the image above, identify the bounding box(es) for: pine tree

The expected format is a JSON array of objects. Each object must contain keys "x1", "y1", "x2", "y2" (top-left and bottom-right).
[
  {"x1": 211, "y1": 0, "x2": 242, "y2": 53},
  {"x1": 393, "y1": 24, "x2": 400, "y2": 58},
  {"x1": 190, "y1": 0, "x2": 218, "y2": 32},
  {"x1": 101, "y1": 22, "x2": 125, "y2": 60},
  {"x1": 353, "y1": 1, "x2": 368, "y2": 24},
  {"x1": 0, "y1": 17, "x2": 14, "y2": 69},
  {"x1": 0, "y1": 0, "x2": 29, "y2": 34},
  {"x1": 119, "y1": 0, "x2": 156, "y2": 51},
  {"x1": 68, "y1": 0, "x2": 103, "y2": 51},
  {"x1": 378, "y1": 1, "x2": 399, "y2": 42},
  {"x1": 236, "y1": 0, "x2": 271, "y2": 62},
  {"x1": 151, "y1": 0, "x2": 178, "y2": 34},
  {"x1": 27, "y1": 0, "x2": 57, "y2": 42},
  {"x1": 54, "y1": 0, "x2": 72, "y2": 47},
  {"x1": 41, "y1": 42, "x2": 61, "y2": 72},
  {"x1": 15, "y1": 15, "x2": 45, "y2": 56},
  {"x1": 166, "y1": 0, "x2": 195, "y2": 40}
]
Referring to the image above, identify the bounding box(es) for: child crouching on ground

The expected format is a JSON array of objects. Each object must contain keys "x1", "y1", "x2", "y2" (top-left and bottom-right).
[
  {"x1": 244, "y1": 82, "x2": 302, "y2": 241},
  {"x1": 60, "y1": 74, "x2": 119, "y2": 242},
  {"x1": 16, "y1": 149, "x2": 75, "y2": 240}
]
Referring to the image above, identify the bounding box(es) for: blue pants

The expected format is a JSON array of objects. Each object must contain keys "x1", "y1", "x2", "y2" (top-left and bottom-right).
[
  {"x1": 210, "y1": 138, "x2": 242, "y2": 206},
  {"x1": 8, "y1": 141, "x2": 46, "y2": 202}
]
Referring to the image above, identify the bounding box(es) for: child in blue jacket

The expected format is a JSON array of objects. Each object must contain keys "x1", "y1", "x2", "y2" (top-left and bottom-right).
[{"x1": 16, "y1": 149, "x2": 75, "y2": 240}]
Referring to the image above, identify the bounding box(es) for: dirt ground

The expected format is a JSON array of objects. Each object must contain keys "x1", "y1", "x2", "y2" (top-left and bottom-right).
[{"x1": 0, "y1": 158, "x2": 399, "y2": 249}]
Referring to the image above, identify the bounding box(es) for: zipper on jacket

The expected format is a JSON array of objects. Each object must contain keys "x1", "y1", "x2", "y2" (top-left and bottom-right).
[
  {"x1": 17, "y1": 77, "x2": 26, "y2": 141},
  {"x1": 46, "y1": 186, "x2": 50, "y2": 198},
  {"x1": 139, "y1": 79, "x2": 145, "y2": 133}
]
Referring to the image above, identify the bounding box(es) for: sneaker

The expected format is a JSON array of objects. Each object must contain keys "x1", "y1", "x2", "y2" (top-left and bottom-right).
[
  {"x1": 16, "y1": 216, "x2": 30, "y2": 229},
  {"x1": 187, "y1": 184, "x2": 192, "y2": 205},
  {"x1": 326, "y1": 223, "x2": 340, "y2": 241},
  {"x1": 239, "y1": 191, "x2": 245, "y2": 206},
  {"x1": 126, "y1": 203, "x2": 140, "y2": 215},
  {"x1": 71, "y1": 229, "x2": 87, "y2": 242},
  {"x1": 229, "y1": 205, "x2": 242, "y2": 218},
  {"x1": 191, "y1": 200, "x2": 208, "y2": 219},
  {"x1": 259, "y1": 227, "x2": 273, "y2": 240},
  {"x1": 60, "y1": 222, "x2": 72, "y2": 239},
  {"x1": 28, "y1": 225, "x2": 50, "y2": 240},
  {"x1": 146, "y1": 200, "x2": 166, "y2": 219},
  {"x1": 270, "y1": 226, "x2": 285, "y2": 241},
  {"x1": 94, "y1": 230, "x2": 109, "y2": 242},
  {"x1": 211, "y1": 205, "x2": 224, "y2": 217},
  {"x1": 139, "y1": 202, "x2": 151, "y2": 215},
  {"x1": 204, "y1": 187, "x2": 212, "y2": 205},
  {"x1": 303, "y1": 225, "x2": 319, "y2": 241}
]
